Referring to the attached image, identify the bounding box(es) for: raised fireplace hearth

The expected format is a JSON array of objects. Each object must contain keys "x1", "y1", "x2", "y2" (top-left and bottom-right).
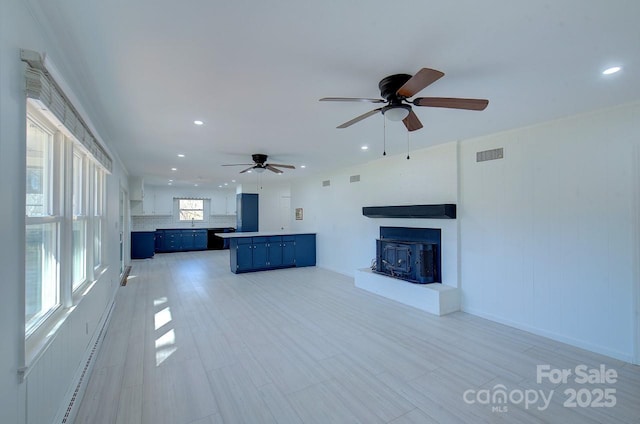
[{"x1": 374, "y1": 227, "x2": 441, "y2": 284}]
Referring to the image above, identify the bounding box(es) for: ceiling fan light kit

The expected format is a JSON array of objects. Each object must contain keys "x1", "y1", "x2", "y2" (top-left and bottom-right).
[
  {"x1": 382, "y1": 104, "x2": 411, "y2": 121},
  {"x1": 320, "y1": 67, "x2": 489, "y2": 132}
]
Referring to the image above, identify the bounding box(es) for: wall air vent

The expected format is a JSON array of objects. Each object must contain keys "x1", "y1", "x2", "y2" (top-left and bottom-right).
[
  {"x1": 322, "y1": 180, "x2": 330, "y2": 187},
  {"x1": 350, "y1": 175, "x2": 360, "y2": 183},
  {"x1": 476, "y1": 147, "x2": 504, "y2": 162}
]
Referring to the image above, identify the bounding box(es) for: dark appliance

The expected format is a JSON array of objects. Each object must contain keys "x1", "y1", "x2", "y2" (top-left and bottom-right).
[
  {"x1": 376, "y1": 240, "x2": 437, "y2": 284},
  {"x1": 207, "y1": 227, "x2": 235, "y2": 250},
  {"x1": 374, "y1": 227, "x2": 441, "y2": 284}
]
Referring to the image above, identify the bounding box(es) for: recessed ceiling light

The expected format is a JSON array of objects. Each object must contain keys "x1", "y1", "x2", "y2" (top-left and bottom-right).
[
  {"x1": 171, "y1": 167, "x2": 177, "y2": 171},
  {"x1": 231, "y1": 179, "x2": 236, "y2": 183},
  {"x1": 168, "y1": 179, "x2": 173, "y2": 182},
  {"x1": 177, "y1": 154, "x2": 185, "y2": 158},
  {"x1": 168, "y1": 182, "x2": 172, "y2": 186},
  {"x1": 301, "y1": 165, "x2": 306, "y2": 168},
  {"x1": 602, "y1": 66, "x2": 621, "y2": 75},
  {"x1": 224, "y1": 183, "x2": 228, "y2": 186},
  {"x1": 218, "y1": 185, "x2": 223, "y2": 188},
  {"x1": 194, "y1": 120, "x2": 204, "y2": 126},
  {"x1": 361, "y1": 145, "x2": 369, "y2": 150},
  {"x1": 194, "y1": 184, "x2": 198, "y2": 187}
]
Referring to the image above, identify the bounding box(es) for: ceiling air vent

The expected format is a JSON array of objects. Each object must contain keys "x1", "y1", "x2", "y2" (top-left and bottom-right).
[
  {"x1": 322, "y1": 180, "x2": 330, "y2": 187},
  {"x1": 350, "y1": 175, "x2": 360, "y2": 183},
  {"x1": 476, "y1": 147, "x2": 504, "y2": 162}
]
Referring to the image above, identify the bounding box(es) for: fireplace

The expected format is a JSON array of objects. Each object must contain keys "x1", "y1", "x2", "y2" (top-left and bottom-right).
[{"x1": 374, "y1": 227, "x2": 441, "y2": 284}]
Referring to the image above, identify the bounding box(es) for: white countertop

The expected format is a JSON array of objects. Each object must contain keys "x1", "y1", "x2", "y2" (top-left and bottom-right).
[{"x1": 214, "y1": 231, "x2": 316, "y2": 238}]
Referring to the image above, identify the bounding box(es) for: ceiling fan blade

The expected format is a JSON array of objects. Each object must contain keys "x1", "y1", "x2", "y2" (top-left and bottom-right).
[
  {"x1": 320, "y1": 97, "x2": 385, "y2": 103},
  {"x1": 337, "y1": 108, "x2": 383, "y2": 129},
  {"x1": 239, "y1": 166, "x2": 255, "y2": 174},
  {"x1": 402, "y1": 110, "x2": 423, "y2": 132},
  {"x1": 268, "y1": 163, "x2": 295, "y2": 169},
  {"x1": 413, "y1": 97, "x2": 489, "y2": 110},
  {"x1": 266, "y1": 165, "x2": 283, "y2": 174},
  {"x1": 396, "y1": 68, "x2": 445, "y2": 98},
  {"x1": 222, "y1": 163, "x2": 254, "y2": 166}
]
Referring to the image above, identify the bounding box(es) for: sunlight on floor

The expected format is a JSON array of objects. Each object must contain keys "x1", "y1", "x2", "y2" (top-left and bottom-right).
[
  {"x1": 155, "y1": 328, "x2": 177, "y2": 366},
  {"x1": 154, "y1": 307, "x2": 172, "y2": 330},
  {"x1": 153, "y1": 296, "x2": 177, "y2": 366}
]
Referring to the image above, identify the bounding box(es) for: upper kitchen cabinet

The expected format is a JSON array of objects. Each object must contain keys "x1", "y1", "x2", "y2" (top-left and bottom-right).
[
  {"x1": 226, "y1": 191, "x2": 237, "y2": 215},
  {"x1": 142, "y1": 185, "x2": 155, "y2": 214},
  {"x1": 211, "y1": 191, "x2": 228, "y2": 215},
  {"x1": 153, "y1": 190, "x2": 174, "y2": 215},
  {"x1": 129, "y1": 177, "x2": 144, "y2": 201}
]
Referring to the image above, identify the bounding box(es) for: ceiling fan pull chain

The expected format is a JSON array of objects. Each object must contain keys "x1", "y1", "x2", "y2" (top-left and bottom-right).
[
  {"x1": 383, "y1": 117, "x2": 387, "y2": 156},
  {"x1": 406, "y1": 130, "x2": 410, "y2": 160}
]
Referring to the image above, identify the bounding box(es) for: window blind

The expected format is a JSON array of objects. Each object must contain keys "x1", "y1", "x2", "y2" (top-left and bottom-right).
[{"x1": 21, "y1": 49, "x2": 113, "y2": 172}]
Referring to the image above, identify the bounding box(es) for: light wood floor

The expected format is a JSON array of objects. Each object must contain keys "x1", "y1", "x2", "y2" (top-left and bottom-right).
[{"x1": 76, "y1": 250, "x2": 640, "y2": 424}]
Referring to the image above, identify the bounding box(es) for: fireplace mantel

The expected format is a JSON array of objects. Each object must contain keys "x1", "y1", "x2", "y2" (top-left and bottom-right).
[{"x1": 362, "y1": 204, "x2": 456, "y2": 219}]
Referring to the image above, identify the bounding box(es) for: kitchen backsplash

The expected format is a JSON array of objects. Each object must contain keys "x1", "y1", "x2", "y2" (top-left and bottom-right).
[{"x1": 132, "y1": 215, "x2": 237, "y2": 231}]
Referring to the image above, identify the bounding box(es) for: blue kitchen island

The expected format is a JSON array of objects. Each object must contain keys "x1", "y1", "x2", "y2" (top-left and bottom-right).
[{"x1": 215, "y1": 231, "x2": 316, "y2": 273}]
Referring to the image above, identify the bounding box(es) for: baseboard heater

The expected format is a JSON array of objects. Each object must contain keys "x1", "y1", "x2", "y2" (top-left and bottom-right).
[
  {"x1": 55, "y1": 300, "x2": 116, "y2": 423},
  {"x1": 362, "y1": 204, "x2": 456, "y2": 219}
]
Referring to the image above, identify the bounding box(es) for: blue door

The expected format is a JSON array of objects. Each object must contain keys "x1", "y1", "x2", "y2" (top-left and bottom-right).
[
  {"x1": 235, "y1": 239, "x2": 253, "y2": 271},
  {"x1": 282, "y1": 236, "x2": 296, "y2": 266},
  {"x1": 252, "y1": 237, "x2": 269, "y2": 268}
]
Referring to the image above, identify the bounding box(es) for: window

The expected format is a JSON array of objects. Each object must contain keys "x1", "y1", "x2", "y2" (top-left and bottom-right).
[
  {"x1": 93, "y1": 167, "x2": 105, "y2": 269},
  {"x1": 178, "y1": 199, "x2": 204, "y2": 221},
  {"x1": 25, "y1": 102, "x2": 109, "y2": 338},
  {"x1": 25, "y1": 116, "x2": 61, "y2": 335},
  {"x1": 72, "y1": 150, "x2": 87, "y2": 290}
]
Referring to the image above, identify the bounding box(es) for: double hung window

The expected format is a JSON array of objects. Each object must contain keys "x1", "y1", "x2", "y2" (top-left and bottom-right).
[
  {"x1": 25, "y1": 116, "x2": 61, "y2": 335},
  {"x1": 25, "y1": 103, "x2": 108, "y2": 337}
]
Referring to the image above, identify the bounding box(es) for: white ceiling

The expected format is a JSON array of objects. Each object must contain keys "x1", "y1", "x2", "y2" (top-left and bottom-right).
[{"x1": 26, "y1": 0, "x2": 640, "y2": 188}]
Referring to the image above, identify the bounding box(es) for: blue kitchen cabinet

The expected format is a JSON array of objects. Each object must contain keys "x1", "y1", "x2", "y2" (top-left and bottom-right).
[
  {"x1": 193, "y1": 229, "x2": 207, "y2": 250},
  {"x1": 229, "y1": 234, "x2": 316, "y2": 273},
  {"x1": 131, "y1": 231, "x2": 155, "y2": 259},
  {"x1": 155, "y1": 230, "x2": 165, "y2": 252},
  {"x1": 282, "y1": 236, "x2": 296, "y2": 266},
  {"x1": 231, "y1": 238, "x2": 253, "y2": 271},
  {"x1": 236, "y1": 193, "x2": 258, "y2": 232},
  {"x1": 294, "y1": 234, "x2": 316, "y2": 267},
  {"x1": 164, "y1": 230, "x2": 183, "y2": 251},
  {"x1": 251, "y1": 237, "x2": 269, "y2": 268},
  {"x1": 181, "y1": 231, "x2": 194, "y2": 250},
  {"x1": 267, "y1": 236, "x2": 283, "y2": 267},
  {"x1": 154, "y1": 229, "x2": 208, "y2": 253}
]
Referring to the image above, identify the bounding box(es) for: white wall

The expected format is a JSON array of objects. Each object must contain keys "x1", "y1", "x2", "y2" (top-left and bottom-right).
[
  {"x1": 0, "y1": 1, "x2": 36, "y2": 421},
  {"x1": 289, "y1": 104, "x2": 639, "y2": 362},
  {"x1": 459, "y1": 102, "x2": 640, "y2": 362},
  {"x1": 257, "y1": 183, "x2": 292, "y2": 232},
  {"x1": 0, "y1": 1, "x2": 129, "y2": 422},
  {"x1": 290, "y1": 142, "x2": 459, "y2": 286}
]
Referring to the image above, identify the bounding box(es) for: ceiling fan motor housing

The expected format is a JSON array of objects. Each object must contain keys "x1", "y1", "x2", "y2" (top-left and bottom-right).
[
  {"x1": 378, "y1": 74, "x2": 412, "y2": 101},
  {"x1": 252, "y1": 153, "x2": 268, "y2": 164}
]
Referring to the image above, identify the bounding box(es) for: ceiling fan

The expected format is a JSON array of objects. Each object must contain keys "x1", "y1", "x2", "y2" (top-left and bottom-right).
[
  {"x1": 320, "y1": 68, "x2": 489, "y2": 132},
  {"x1": 222, "y1": 154, "x2": 295, "y2": 174}
]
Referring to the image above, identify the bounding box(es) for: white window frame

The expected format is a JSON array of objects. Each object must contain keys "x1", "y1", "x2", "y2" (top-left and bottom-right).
[
  {"x1": 25, "y1": 101, "x2": 110, "y2": 349},
  {"x1": 25, "y1": 111, "x2": 63, "y2": 337},
  {"x1": 177, "y1": 198, "x2": 205, "y2": 222},
  {"x1": 71, "y1": 148, "x2": 88, "y2": 291}
]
